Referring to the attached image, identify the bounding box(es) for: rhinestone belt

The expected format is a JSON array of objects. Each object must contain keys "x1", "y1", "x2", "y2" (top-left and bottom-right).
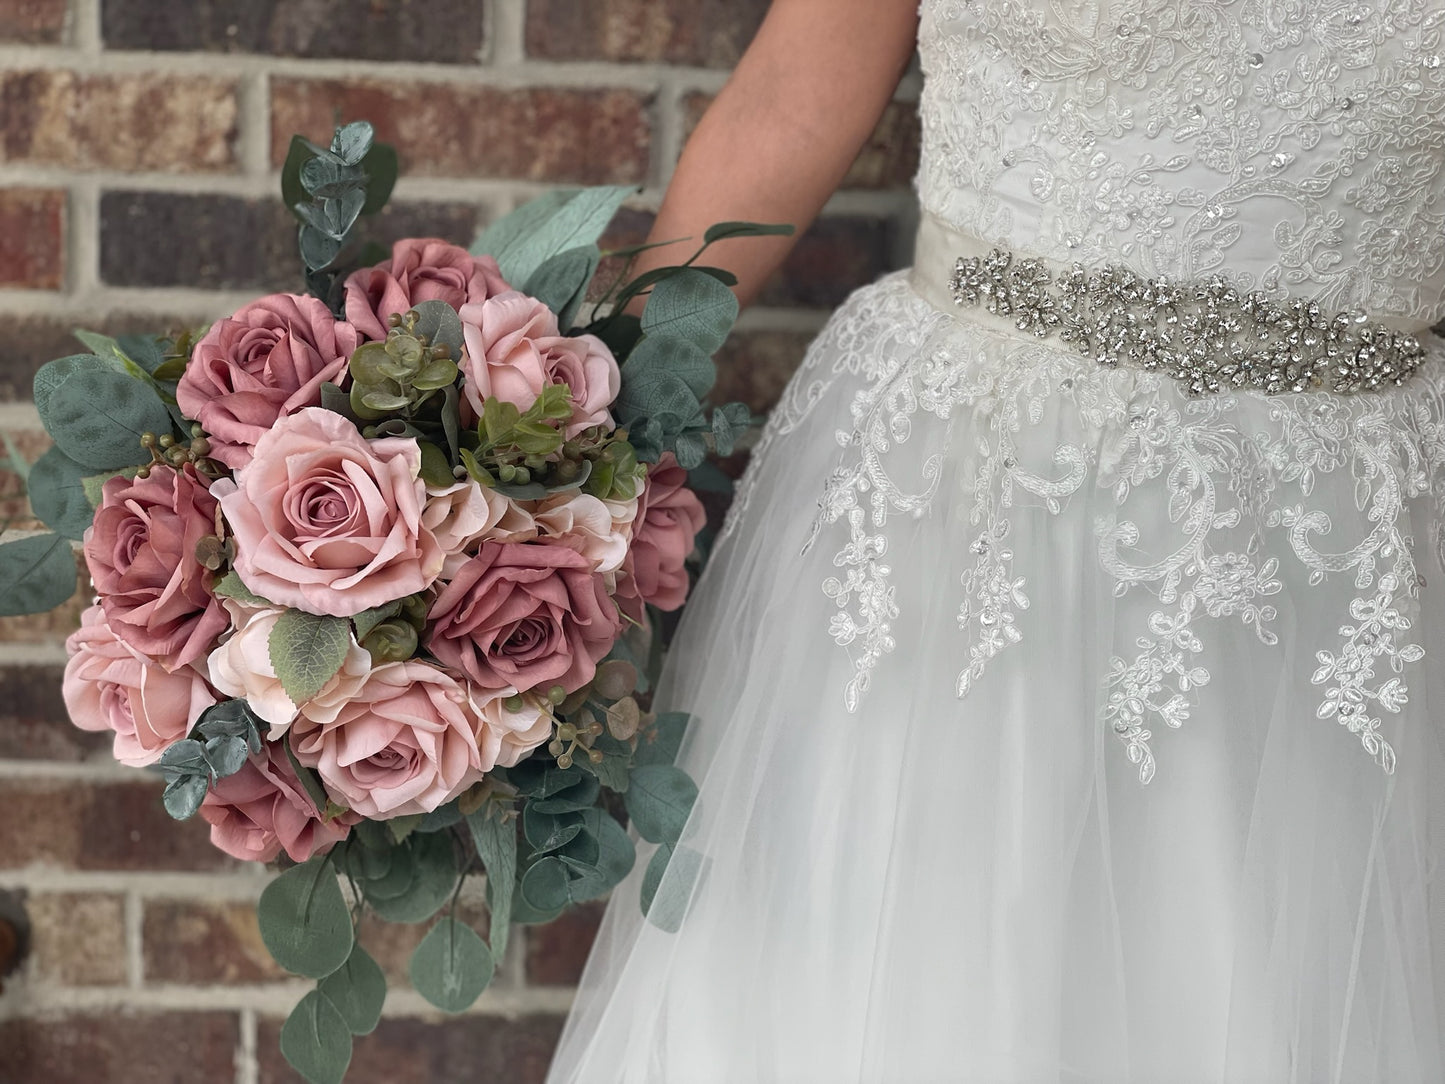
[{"x1": 908, "y1": 211, "x2": 1428, "y2": 397}]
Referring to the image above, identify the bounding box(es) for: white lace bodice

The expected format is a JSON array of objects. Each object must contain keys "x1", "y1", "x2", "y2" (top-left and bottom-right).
[{"x1": 916, "y1": 0, "x2": 1445, "y2": 328}]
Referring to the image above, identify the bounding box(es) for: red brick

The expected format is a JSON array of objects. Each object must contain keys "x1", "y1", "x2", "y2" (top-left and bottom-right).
[
  {"x1": 0, "y1": 0, "x2": 67, "y2": 43},
  {"x1": 271, "y1": 78, "x2": 651, "y2": 184},
  {"x1": 27, "y1": 891, "x2": 128, "y2": 984},
  {"x1": 0, "y1": 70, "x2": 239, "y2": 172},
  {"x1": 526, "y1": 0, "x2": 768, "y2": 67},
  {"x1": 713, "y1": 329, "x2": 814, "y2": 415},
  {"x1": 0, "y1": 313, "x2": 205, "y2": 402},
  {"x1": 0, "y1": 779, "x2": 235, "y2": 872},
  {"x1": 683, "y1": 94, "x2": 921, "y2": 191},
  {"x1": 143, "y1": 899, "x2": 285, "y2": 984},
  {"x1": 0, "y1": 555, "x2": 86, "y2": 646},
  {"x1": 0, "y1": 188, "x2": 63, "y2": 289},
  {"x1": 0, "y1": 427, "x2": 50, "y2": 529},
  {"x1": 0, "y1": 1012, "x2": 239, "y2": 1082},
  {"x1": 524, "y1": 900, "x2": 604, "y2": 986},
  {"x1": 0, "y1": 662, "x2": 114, "y2": 760},
  {"x1": 257, "y1": 1013, "x2": 564, "y2": 1084}
]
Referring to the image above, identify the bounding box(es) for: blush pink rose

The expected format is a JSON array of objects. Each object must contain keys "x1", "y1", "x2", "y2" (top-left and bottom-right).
[
  {"x1": 534, "y1": 491, "x2": 630, "y2": 573},
  {"x1": 176, "y1": 293, "x2": 360, "y2": 470},
  {"x1": 290, "y1": 661, "x2": 485, "y2": 819},
  {"x1": 426, "y1": 542, "x2": 622, "y2": 695},
  {"x1": 458, "y1": 292, "x2": 621, "y2": 436},
  {"x1": 616, "y1": 453, "x2": 706, "y2": 613},
  {"x1": 200, "y1": 741, "x2": 356, "y2": 863},
  {"x1": 343, "y1": 238, "x2": 511, "y2": 342},
  {"x1": 63, "y1": 605, "x2": 218, "y2": 766},
  {"x1": 473, "y1": 688, "x2": 554, "y2": 769},
  {"x1": 84, "y1": 464, "x2": 229, "y2": 670},
  {"x1": 215, "y1": 408, "x2": 443, "y2": 617}
]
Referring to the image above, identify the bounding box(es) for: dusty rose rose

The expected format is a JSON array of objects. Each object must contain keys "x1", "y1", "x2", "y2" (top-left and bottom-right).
[
  {"x1": 63, "y1": 605, "x2": 217, "y2": 767},
  {"x1": 343, "y1": 238, "x2": 511, "y2": 342},
  {"x1": 176, "y1": 293, "x2": 360, "y2": 470},
  {"x1": 206, "y1": 599, "x2": 373, "y2": 735},
  {"x1": 458, "y1": 292, "x2": 621, "y2": 435},
  {"x1": 473, "y1": 688, "x2": 554, "y2": 769},
  {"x1": 426, "y1": 542, "x2": 622, "y2": 694},
  {"x1": 84, "y1": 464, "x2": 229, "y2": 670},
  {"x1": 215, "y1": 408, "x2": 443, "y2": 617},
  {"x1": 290, "y1": 661, "x2": 485, "y2": 819},
  {"x1": 616, "y1": 453, "x2": 706, "y2": 612},
  {"x1": 534, "y1": 491, "x2": 630, "y2": 573},
  {"x1": 200, "y1": 741, "x2": 356, "y2": 863}
]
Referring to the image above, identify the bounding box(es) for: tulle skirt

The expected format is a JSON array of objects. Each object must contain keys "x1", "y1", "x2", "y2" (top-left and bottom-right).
[{"x1": 546, "y1": 272, "x2": 1445, "y2": 1083}]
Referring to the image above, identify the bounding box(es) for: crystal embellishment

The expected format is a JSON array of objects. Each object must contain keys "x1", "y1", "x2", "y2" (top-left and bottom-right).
[{"x1": 948, "y1": 249, "x2": 1426, "y2": 396}]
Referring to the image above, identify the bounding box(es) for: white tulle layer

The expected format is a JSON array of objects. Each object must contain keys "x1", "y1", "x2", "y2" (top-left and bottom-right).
[{"x1": 546, "y1": 274, "x2": 1445, "y2": 1084}]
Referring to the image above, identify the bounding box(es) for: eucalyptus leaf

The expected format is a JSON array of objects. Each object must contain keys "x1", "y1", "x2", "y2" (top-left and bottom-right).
[
  {"x1": 623, "y1": 764, "x2": 698, "y2": 845},
  {"x1": 204, "y1": 735, "x2": 249, "y2": 778},
  {"x1": 318, "y1": 381, "x2": 358, "y2": 422},
  {"x1": 415, "y1": 799, "x2": 464, "y2": 833},
  {"x1": 161, "y1": 773, "x2": 209, "y2": 821},
  {"x1": 410, "y1": 299, "x2": 465, "y2": 360},
  {"x1": 282, "y1": 135, "x2": 320, "y2": 220},
  {"x1": 622, "y1": 335, "x2": 715, "y2": 399},
  {"x1": 332, "y1": 121, "x2": 375, "y2": 166},
  {"x1": 27, "y1": 446, "x2": 94, "y2": 540},
  {"x1": 641, "y1": 843, "x2": 705, "y2": 933},
  {"x1": 318, "y1": 944, "x2": 386, "y2": 1035},
  {"x1": 38, "y1": 368, "x2": 173, "y2": 470},
  {"x1": 710, "y1": 401, "x2": 753, "y2": 457},
  {"x1": 70, "y1": 329, "x2": 154, "y2": 385},
  {"x1": 359, "y1": 141, "x2": 399, "y2": 216},
  {"x1": 0, "y1": 533, "x2": 77, "y2": 617},
  {"x1": 284, "y1": 739, "x2": 335, "y2": 819},
  {"x1": 485, "y1": 186, "x2": 635, "y2": 288},
  {"x1": 522, "y1": 807, "x2": 584, "y2": 856},
  {"x1": 116, "y1": 333, "x2": 169, "y2": 375},
  {"x1": 613, "y1": 368, "x2": 701, "y2": 431},
  {"x1": 523, "y1": 244, "x2": 600, "y2": 329},
  {"x1": 410, "y1": 917, "x2": 494, "y2": 1013},
  {"x1": 508, "y1": 758, "x2": 585, "y2": 798},
  {"x1": 365, "y1": 831, "x2": 458, "y2": 923},
  {"x1": 269, "y1": 610, "x2": 351, "y2": 704},
  {"x1": 640, "y1": 268, "x2": 739, "y2": 356},
  {"x1": 300, "y1": 224, "x2": 343, "y2": 271},
  {"x1": 466, "y1": 806, "x2": 516, "y2": 963},
  {"x1": 280, "y1": 989, "x2": 353, "y2": 1084},
  {"x1": 257, "y1": 855, "x2": 354, "y2": 978},
  {"x1": 555, "y1": 808, "x2": 635, "y2": 902},
  {"x1": 529, "y1": 772, "x2": 600, "y2": 815},
  {"x1": 80, "y1": 467, "x2": 138, "y2": 510},
  {"x1": 519, "y1": 855, "x2": 572, "y2": 913},
  {"x1": 671, "y1": 430, "x2": 708, "y2": 470}
]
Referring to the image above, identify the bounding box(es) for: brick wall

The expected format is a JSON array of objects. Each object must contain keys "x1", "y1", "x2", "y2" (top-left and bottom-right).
[{"x1": 0, "y1": 1, "x2": 919, "y2": 1080}]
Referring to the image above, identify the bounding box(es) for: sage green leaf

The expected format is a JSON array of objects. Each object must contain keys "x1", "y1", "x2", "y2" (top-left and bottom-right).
[
  {"x1": 623, "y1": 764, "x2": 698, "y2": 845},
  {"x1": 115, "y1": 333, "x2": 168, "y2": 375},
  {"x1": 351, "y1": 600, "x2": 402, "y2": 643},
  {"x1": 0, "y1": 533, "x2": 77, "y2": 617},
  {"x1": 33, "y1": 354, "x2": 109, "y2": 416},
  {"x1": 365, "y1": 831, "x2": 458, "y2": 923},
  {"x1": 280, "y1": 989, "x2": 353, "y2": 1084},
  {"x1": 204, "y1": 735, "x2": 249, "y2": 778},
  {"x1": 416, "y1": 799, "x2": 463, "y2": 833},
  {"x1": 410, "y1": 917, "x2": 494, "y2": 1013},
  {"x1": 519, "y1": 855, "x2": 572, "y2": 913},
  {"x1": 358, "y1": 841, "x2": 417, "y2": 902},
  {"x1": 359, "y1": 141, "x2": 399, "y2": 216},
  {"x1": 333, "y1": 121, "x2": 375, "y2": 166},
  {"x1": 283, "y1": 737, "x2": 334, "y2": 818},
  {"x1": 386, "y1": 813, "x2": 425, "y2": 844},
  {"x1": 577, "y1": 742, "x2": 631, "y2": 792},
  {"x1": 38, "y1": 368, "x2": 173, "y2": 470},
  {"x1": 70, "y1": 329, "x2": 154, "y2": 385},
  {"x1": 410, "y1": 299, "x2": 464, "y2": 360},
  {"x1": 701, "y1": 220, "x2": 795, "y2": 245},
  {"x1": 318, "y1": 944, "x2": 386, "y2": 1035},
  {"x1": 508, "y1": 758, "x2": 585, "y2": 798},
  {"x1": 161, "y1": 773, "x2": 209, "y2": 821},
  {"x1": 282, "y1": 135, "x2": 320, "y2": 219},
  {"x1": 556, "y1": 808, "x2": 635, "y2": 902},
  {"x1": 79, "y1": 466, "x2": 139, "y2": 510},
  {"x1": 466, "y1": 806, "x2": 516, "y2": 963},
  {"x1": 523, "y1": 244, "x2": 600, "y2": 329},
  {"x1": 27, "y1": 446, "x2": 94, "y2": 540},
  {"x1": 300, "y1": 224, "x2": 342, "y2": 271},
  {"x1": 635, "y1": 712, "x2": 689, "y2": 768},
  {"x1": 472, "y1": 189, "x2": 575, "y2": 262},
  {"x1": 269, "y1": 610, "x2": 351, "y2": 704},
  {"x1": 522, "y1": 807, "x2": 584, "y2": 855},
  {"x1": 613, "y1": 368, "x2": 701, "y2": 429},
  {"x1": 212, "y1": 570, "x2": 273, "y2": 607},
  {"x1": 623, "y1": 335, "x2": 715, "y2": 398},
  {"x1": 487, "y1": 186, "x2": 635, "y2": 288},
  {"x1": 529, "y1": 772, "x2": 600, "y2": 815},
  {"x1": 258, "y1": 856, "x2": 354, "y2": 979},
  {"x1": 640, "y1": 269, "x2": 739, "y2": 356},
  {"x1": 417, "y1": 441, "x2": 455, "y2": 488},
  {"x1": 318, "y1": 381, "x2": 357, "y2": 422},
  {"x1": 671, "y1": 430, "x2": 708, "y2": 470},
  {"x1": 641, "y1": 843, "x2": 705, "y2": 933},
  {"x1": 301, "y1": 154, "x2": 360, "y2": 199}
]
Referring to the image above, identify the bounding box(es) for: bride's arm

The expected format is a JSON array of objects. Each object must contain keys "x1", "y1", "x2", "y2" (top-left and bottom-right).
[{"x1": 628, "y1": 0, "x2": 919, "y2": 309}]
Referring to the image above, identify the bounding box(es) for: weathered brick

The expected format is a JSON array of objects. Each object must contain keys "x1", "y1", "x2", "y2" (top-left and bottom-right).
[
  {"x1": 0, "y1": 779, "x2": 234, "y2": 871},
  {"x1": 142, "y1": 899, "x2": 283, "y2": 984},
  {"x1": 713, "y1": 329, "x2": 814, "y2": 415},
  {"x1": 357, "y1": 897, "x2": 492, "y2": 987},
  {"x1": 101, "y1": 190, "x2": 482, "y2": 292},
  {"x1": 524, "y1": 901, "x2": 603, "y2": 986},
  {"x1": 257, "y1": 1013, "x2": 565, "y2": 1083},
  {"x1": 683, "y1": 93, "x2": 921, "y2": 191},
  {"x1": 0, "y1": 662, "x2": 114, "y2": 760},
  {"x1": 0, "y1": 1012, "x2": 239, "y2": 1082},
  {"x1": 757, "y1": 213, "x2": 903, "y2": 309},
  {"x1": 0, "y1": 0, "x2": 68, "y2": 43},
  {"x1": 0, "y1": 188, "x2": 64, "y2": 289},
  {"x1": 102, "y1": 0, "x2": 485, "y2": 63},
  {"x1": 0, "y1": 70, "x2": 238, "y2": 173},
  {"x1": 27, "y1": 892, "x2": 128, "y2": 985},
  {"x1": 526, "y1": 0, "x2": 768, "y2": 67},
  {"x1": 0, "y1": 426, "x2": 49, "y2": 529},
  {"x1": 272, "y1": 78, "x2": 651, "y2": 184}
]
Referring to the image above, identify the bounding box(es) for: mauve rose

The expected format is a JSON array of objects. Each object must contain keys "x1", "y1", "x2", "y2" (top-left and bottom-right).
[
  {"x1": 426, "y1": 542, "x2": 622, "y2": 695},
  {"x1": 63, "y1": 605, "x2": 218, "y2": 767},
  {"x1": 474, "y1": 688, "x2": 554, "y2": 769},
  {"x1": 84, "y1": 464, "x2": 229, "y2": 670},
  {"x1": 617, "y1": 453, "x2": 706, "y2": 613},
  {"x1": 177, "y1": 293, "x2": 360, "y2": 470},
  {"x1": 215, "y1": 408, "x2": 443, "y2": 617},
  {"x1": 458, "y1": 292, "x2": 621, "y2": 436},
  {"x1": 200, "y1": 742, "x2": 355, "y2": 864},
  {"x1": 344, "y1": 238, "x2": 511, "y2": 342},
  {"x1": 291, "y1": 661, "x2": 485, "y2": 819},
  {"x1": 534, "y1": 491, "x2": 630, "y2": 573}
]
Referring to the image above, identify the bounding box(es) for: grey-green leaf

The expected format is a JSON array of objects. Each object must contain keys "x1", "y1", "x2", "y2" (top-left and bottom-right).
[
  {"x1": 623, "y1": 335, "x2": 715, "y2": 399},
  {"x1": 484, "y1": 186, "x2": 635, "y2": 288},
  {"x1": 0, "y1": 533, "x2": 77, "y2": 617},
  {"x1": 523, "y1": 244, "x2": 600, "y2": 329},
  {"x1": 318, "y1": 944, "x2": 386, "y2": 1035},
  {"x1": 410, "y1": 299, "x2": 465, "y2": 359},
  {"x1": 613, "y1": 368, "x2": 701, "y2": 429},
  {"x1": 640, "y1": 268, "x2": 739, "y2": 356},
  {"x1": 27, "y1": 446, "x2": 94, "y2": 540},
  {"x1": 623, "y1": 764, "x2": 698, "y2": 845},
  {"x1": 641, "y1": 843, "x2": 705, "y2": 933},
  {"x1": 701, "y1": 220, "x2": 795, "y2": 245},
  {"x1": 38, "y1": 368, "x2": 173, "y2": 470},
  {"x1": 257, "y1": 856, "x2": 355, "y2": 979},
  {"x1": 332, "y1": 120, "x2": 375, "y2": 166},
  {"x1": 364, "y1": 831, "x2": 458, "y2": 924},
  {"x1": 280, "y1": 990, "x2": 354, "y2": 1084},
  {"x1": 410, "y1": 917, "x2": 494, "y2": 1013},
  {"x1": 466, "y1": 806, "x2": 516, "y2": 964},
  {"x1": 161, "y1": 773, "x2": 209, "y2": 821},
  {"x1": 269, "y1": 610, "x2": 351, "y2": 704},
  {"x1": 212, "y1": 570, "x2": 273, "y2": 607}
]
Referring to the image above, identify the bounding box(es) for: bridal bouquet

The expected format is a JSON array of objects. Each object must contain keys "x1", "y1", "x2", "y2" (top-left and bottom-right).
[{"x1": 0, "y1": 121, "x2": 785, "y2": 1083}]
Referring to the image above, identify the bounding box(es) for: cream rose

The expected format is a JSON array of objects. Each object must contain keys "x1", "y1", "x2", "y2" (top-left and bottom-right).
[{"x1": 534, "y1": 490, "x2": 631, "y2": 573}]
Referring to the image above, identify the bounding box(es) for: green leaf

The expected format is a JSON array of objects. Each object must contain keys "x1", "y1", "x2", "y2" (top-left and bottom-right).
[
  {"x1": 701, "y1": 220, "x2": 795, "y2": 245},
  {"x1": 483, "y1": 186, "x2": 636, "y2": 288},
  {"x1": 640, "y1": 268, "x2": 739, "y2": 357},
  {"x1": 410, "y1": 299, "x2": 464, "y2": 360},
  {"x1": 364, "y1": 831, "x2": 458, "y2": 923},
  {"x1": 466, "y1": 806, "x2": 516, "y2": 964},
  {"x1": 0, "y1": 533, "x2": 77, "y2": 617},
  {"x1": 410, "y1": 917, "x2": 494, "y2": 1013},
  {"x1": 351, "y1": 600, "x2": 402, "y2": 643},
  {"x1": 115, "y1": 333, "x2": 169, "y2": 375},
  {"x1": 640, "y1": 843, "x2": 704, "y2": 933},
  {"x1": 623, "y1": 764, "x2": 698, "y2": 845},
  {"x1": 79, "y1": 466, "x2": 139, "y2": 510},
  {"x1": 27, "y1": 446, "x2": 94, "y2": 540},
  {"x1": 212, "y1": 570, "x2": 272, "y2": 607},
  {"x1": 710, "y1": 401, "x2": 752, "y2": 457},
  {"x1": 283, "y1": 739, "x2": 334, "y2": 818},
  {"x1": 635, "y1": 713, "x2": 688, "y2": 767},
  {"x1": 528, "y1": 772, "x2": 600, "y2": 815},
  {"x1": 318, "y1": 944, "x2": 386, "y2": 1035},
  {"x1": 519, "y1": 855, "x2": 572, "y2": 913},
  {"x1": 508, "y1": 758, "x2": 584, "y2": 798},
  {"x1": 282, "y1": 135, "x2": 321, "y2": 221},
  {"x1": 386, "y1": 813, "x2": 425, "y2": 844},
  {"x1": 257, "y1": 856, "x2": 355, "y2": 979},
  {"x1": 623, "y1": 335, "x2": 715, "y2": 399},
  {"x1": 555, "y1": 808, "x2": 635, "y2": 902},
  {"x1": 522, "y1": 806, "x2": 584, "y2": 855},
  {"x1": 359, "y1": 141, "x2": 399, "y2": 216},
  {"x1": 38, "y1": 368, "x2": 173, "y2": 471},
  {"x1": 269, "y1": 610, "x2": 351, "y2": 704},
  {"x1": 280, "y1": 990, "x2": 353, "y2": 1084},
  {"x1": 523, "y1": 245, "x2": 600, "y2": 329},
  {"x1": 613, "y1": 368, "x2": 701, "y2": 430},
  {"x1": 417, "y1": 441, "x2": 455, "y2": 488},
  {"x1": 300, "y1": 224, "x2": 343, "y2": 271},
  {"x1": 472, "y1": 189, "x2": 581, "y2": 269},
  {"x1": 671, "y1": 430, "x2": 708, "y2": 470},
  {"x1": 161, "y1": 773, "x2": 210, "y2": 821},
  {"x1": 332, "y1": 120, "x2": 375, "y2": 166},
  {"x1": 204, "y1": 735, "x2": 249, "y2": 778},
  {"x1": 70, "y1": 330, "x2": 155, "y2": 386}
]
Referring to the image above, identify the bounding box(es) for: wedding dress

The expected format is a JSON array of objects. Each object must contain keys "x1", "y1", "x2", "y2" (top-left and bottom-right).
[{"x1": 546, "y1": 2, "x2": 1445, "y2": 1080}]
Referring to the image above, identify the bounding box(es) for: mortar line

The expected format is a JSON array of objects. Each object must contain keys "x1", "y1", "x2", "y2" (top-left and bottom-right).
[
  {"x1": 236, "y1": 1008, "x2": 259, "y2": 1084},
  {"x1": 70, "y1": 0, "x2": 99, "y2": 53},
  {"x1": 124, "y1": 889, "x2": 143, "y2": 989}
]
